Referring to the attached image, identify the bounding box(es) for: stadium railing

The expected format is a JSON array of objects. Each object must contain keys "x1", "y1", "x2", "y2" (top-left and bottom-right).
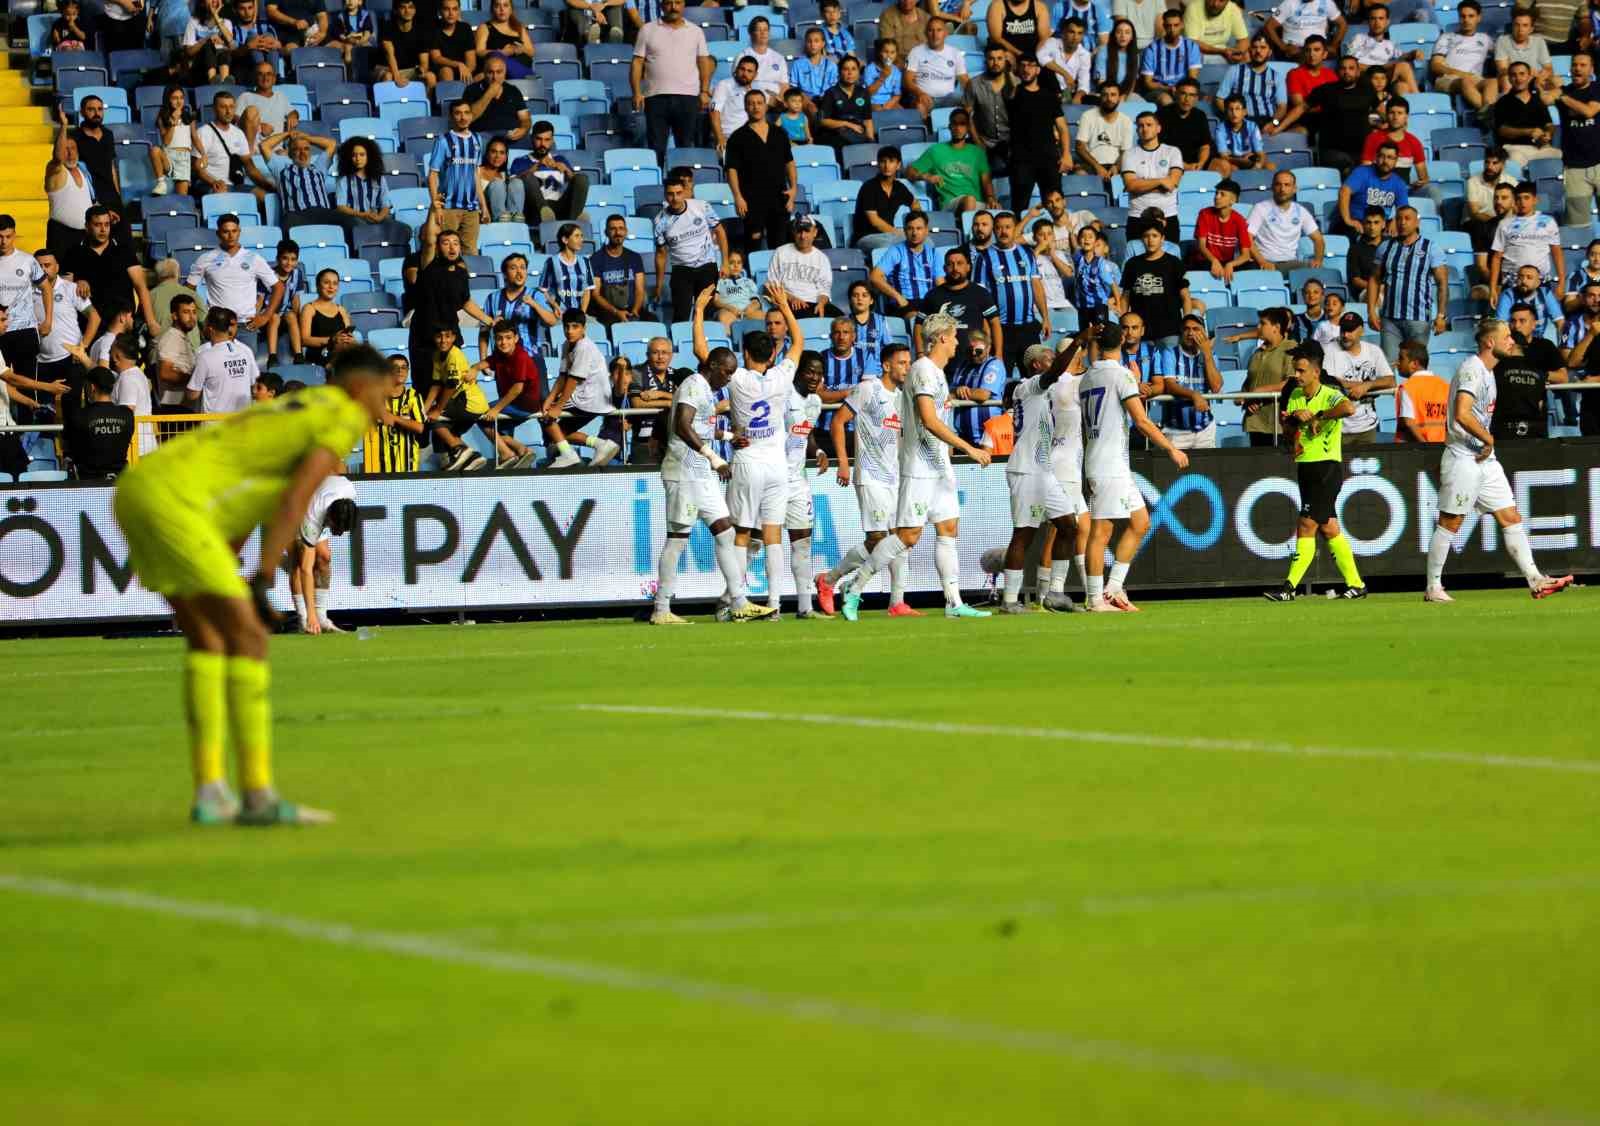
[{"x1": 127, "y1": 413, "x2": 229, "y2": 463}]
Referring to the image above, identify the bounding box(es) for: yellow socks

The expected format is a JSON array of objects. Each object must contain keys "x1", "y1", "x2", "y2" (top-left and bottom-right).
[
  {"x1": 1327, "y1": 533, "x2": 1363, "y2": 588},
  {"x1": 184, "y1": 651, "x2": 226, "y2": 789},
  {"x1": 1286, "y1": 536, "x2": 1316, "y2": 586},
  {"x1": 226, "y1": 656, "x2": 273, "y2": 793}
]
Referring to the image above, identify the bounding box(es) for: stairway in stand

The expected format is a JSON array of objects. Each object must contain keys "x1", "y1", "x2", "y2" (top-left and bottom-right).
[{"x1": 0, "y1": 49, "x2": 51, "y2": 253}]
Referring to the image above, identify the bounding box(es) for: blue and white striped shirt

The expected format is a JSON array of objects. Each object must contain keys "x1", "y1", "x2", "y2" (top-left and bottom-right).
[
  {"x1": 824, "y1": 345, "x2": 876, "y2": 397},
  {"x1": 851, "y1": 310, "x2": 893, "y2": 355},
  {"x1": 949, "y1": 355, "x2": 1005, "y2": 443},
  {"x1": 1219, "y1": 63, "x2": 1283, "y2": 121},
  {"x1": 336, "y1": 175, "x2": 390, "y2": 215},
  {"x1": 483, "y1": 286, "x2": 543, "y2": 356},
  {"x1": 429, "y1": 130, "x2": 483, "y2": 211},
  {"x1": 627, "y1": 0, "x2": 662, "y2": 22},
  {"x1": 538, "y1": 252, "x2": 595, "y2": 312},
  {"x1": 820, "y1": 24, "x2": 855, "y2": 59},
  {"x1": 278, "y1": 162, "x2": 331, "y2": 212},
  {"x1": 972, "y1": 244, "x2": 1038, "y2": 325},
  {"x1": 791, "y1": 55, "x2": 839, "y2": 99},
  {"x1": 1211, "y1": 118, "x2": 1264, "y2": 158},
  {"x1": 1374, "y1": 235, "x2": 1445, "y2": 322},
  {"x1": 264, "y1": 264, "x2": 303, "y2": 316},
  {"x1": 1068, "y1": 251, "x2": 1119, "y2": 310},
  {"x1": 1139, "y1": 36, "x2": 1200, "y2": 86},
  {"x1": 1495, "y1": 284, "x2": 1562, "y2": 335},
  {"x1": 1060, "y1": 0, "x2": 1109, "y2": 44},
  {"x1": 875, "y1": 241, "x2": 940, "y2": 305},
  {"x1": 1124, "y1": 340, "x2": 1172, "y2": 383},
  {"x1": 1161, "y1": 344, "x2": 1213, "y2": 432}
]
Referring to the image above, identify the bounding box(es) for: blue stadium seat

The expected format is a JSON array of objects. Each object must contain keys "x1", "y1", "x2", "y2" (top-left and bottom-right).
[
  {"x1": 202, "y1": 192, "x2": 262, "y2": 225},
  {"x1": 603, "y1": 147, "x2": 661, "y2": 177},
  {"x1": 389, "y1": 187, "x2": 432, "y2": 231}
]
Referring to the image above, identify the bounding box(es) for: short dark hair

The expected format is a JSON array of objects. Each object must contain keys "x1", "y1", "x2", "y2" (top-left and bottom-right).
[
  {"x1": 880, "y1": 342, "x2": 910, "y2": 364},
  {"x1": 877, "y1": 144, "x2": 902, "y2": 162},
  {"x1": 1097, "y1": 323, "x2": 1124, "y2": 351},
  {"x1": 170, "y1": 293, "x2": 196, "y2": 315},
  {"x1": 1514, "y1": 180, "x2": 1538, "y2": 195},
  {"x1": 903, "y1": 209, "x2": 929, "y2": 228},
  {"x1": 1457, "y1": 0, "x2": 1481, "y2": 11},
  {"x1": 0, "y1": 214, "x2": 14, "y2": 232},
  {"x1": 1376, "y1": 140, "x2": 1400, "y2": 155},
  {"x1": 217, "y1": 212, "x2": 241, "y2": 228},
  {"x1": 1367, "y1": 3, "x2": 1389, "y2": 14},
  {"x1": 743, "y1": 329, "x2": 776, "y2": 364},
  {"x1": 256, "y1": 371, "x2": 284, "y2": 395},
  {"x1": 85, "y1": 204, "x2": 112, "y2": 225},
  {"x1": 327, "y1": 498, "x2": 358, "y2": 536},
  {"x1": 1063, "y1": 16, "x2": 1086, "y2": 31},
  {"x1": 1176, "y1": 77, "x2": 1200, "y2": 91},
  {"x1": 276, "y1": 238, "x2": 300, "y2": 255},
  {"x1": 328, "y1": 342, "x2": 389, "y2": 387},
  {"x1": 1387, "y1": 95, "x2": 1409, "y2": 112},
  {"x1": 1293, "y1": 342, "x2": 1325, "y2": 369},
  {"x1": 449, "y1": 99, "x2": 472, "y2": 115},
  {"x1": 1303, "y1": 33, "x2": 1327, "y2": 47},
  {"x1": 1363, "y1": 205, "x2": 1387, "y2": 219},
  {"x1": 492, "y1": 318, "x2": 518, "y2": 335},
  {"x1": 1399, "y1": 338, "x2": 1429, "y2": 365},
  {"x1": 1258, "y1": 306, "x2": 1292, "y2": 334},
  {"x1": 110, "y1": 331, "x2": 142, "y2": 363},
  {"x1": 205, "y1": 306, "x2": 237, "y2": 332},
  {"x1": 561, "y1": 308, "x2": 587, "y2": 328},
  {"x1": 1508, "y1": 301, "x2": 1536, "y2": 319},
  {"x1": 666, "y1": 165, "x2": 694, "y2": 188},
  {"x1": 87, "y1": 366, "x2": 117, "y2": 394}
]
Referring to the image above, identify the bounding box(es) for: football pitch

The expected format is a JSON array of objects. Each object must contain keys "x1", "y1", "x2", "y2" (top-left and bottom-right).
[{"x1": 3, "y1": 590, "x2": 1598, "y2": 1126}]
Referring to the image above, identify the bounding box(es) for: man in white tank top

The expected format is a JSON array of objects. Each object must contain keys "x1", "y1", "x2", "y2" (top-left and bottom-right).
[{"x1": 44, "y1": 112, "x2": 97, "y2": 261}]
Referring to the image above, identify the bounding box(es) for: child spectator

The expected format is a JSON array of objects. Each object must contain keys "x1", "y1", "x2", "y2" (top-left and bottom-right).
[
  {"x1": 364, "y1": 354, "x2": 428, "y2": 473},
  {"x1": 779, "y1": 88, "x2": 813, "y2": 144},
  {"x1": 476, "y1": 320, "x2": 545, "y2": 468},
  {"x1": 262, "y1": 239, "x2": 304, "y2": 364},
  {"x1": 425, "y1": 325, "x2": 489, "y2": 471},
  {"x1": 50, "y1": 0, "x2": 94, "y2": 53},
  {"x1": 253, "y1": 372, "x2": 283, "y2": 400},
  {"x1": 714, "y1": 249, "x2": 763, "y2": 329},
  {"x1": 540, "y1": 308, "x2": 623, "y2": 468},
  {"x1": 1068, "y1": 226, "x2": 1121, "y2": 325}
]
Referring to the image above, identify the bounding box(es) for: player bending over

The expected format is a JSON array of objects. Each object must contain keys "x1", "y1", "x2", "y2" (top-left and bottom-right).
[
  {"x1": 651, "y1": 346, "x2": 777, "y2": 623},
  {"x1": 1079, "y1": 322, "x2": 1190, "y2": 612},
  {"x1": 835, "y1": 313, "x2": 994, "y2": 621},
  {"x1": 1000, "y1": 337, "x2": 1090, "y2": 613},
  {"x1": 817, "y1": 343, "x2": 919, "y2": 617},
  {"x1": 112, "y1": 344, "x2": 388, "y2": 825},
  {"x1": 290, "y1": 473, "x2": 356, "y2": 634},
  {"x1": 695, "y1": 282, "x2": 803, "y2": 622},
  {"x1": 1263, "y1": 341, "x2": 1368, "y2": 601},
  {"x1": 1424, "y1": 318, "x2": 1573, "y2": 602}
]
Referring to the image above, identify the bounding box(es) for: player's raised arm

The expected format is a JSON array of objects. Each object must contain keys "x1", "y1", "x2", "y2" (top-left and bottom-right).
[
  {"x1": 691, "y1": 284, "x2": 715, "y2": 363},
  {"x1": 766, "y1": 281, "x2": 804, "y2": 366},
  {"x1": 252, "y1": 446, "x2": 341, "y2": 622}
]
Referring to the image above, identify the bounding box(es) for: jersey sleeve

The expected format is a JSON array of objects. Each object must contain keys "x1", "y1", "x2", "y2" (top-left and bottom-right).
[
  {"x1": 911, "y1": 364, "x2": 941, "y2": 399},
  {"x1": 1115, "y1": 369, "x2": 1139, "y2": 401}
]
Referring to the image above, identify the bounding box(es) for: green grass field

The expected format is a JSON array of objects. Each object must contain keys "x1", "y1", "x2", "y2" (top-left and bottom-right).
[{"x1": 3, "y1": 590, "x2": 1598, "y2": 1126}]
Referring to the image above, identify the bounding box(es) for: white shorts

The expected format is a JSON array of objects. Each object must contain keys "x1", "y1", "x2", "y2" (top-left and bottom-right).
[
  {"x1": 1086, "y1": 474, "x2": 1146, "y2": 521},
  {"x1": 855, "y1": 479, "x2": 897, "y2": 533},
  {"x1": 896, "y1": 472, "x2": 960, "y2": 528},
  {"x1": 1007, "y1": 471, "x2": 1075, "y2": 528},
  {"x1": 785, "y1": 477, "x2": 815, "y2": 531},
  {"x1": 727, "y1": 457, "x2": 788, "y2": 528},
  {"x1": 1439, "y1": 449, "x2": 1515, "y2": 516},
  {"x1": 664, "y1": 475, "x2": 729, "y2": 527},
  {"x1": 1166, "y1": 422, "x2": 1217, "y2": 450},
  {"x1": 1049, "y1": 454, "x2": 1089, "y2": 517}
]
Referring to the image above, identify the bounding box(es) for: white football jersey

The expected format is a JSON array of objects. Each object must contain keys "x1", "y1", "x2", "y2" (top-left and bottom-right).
[
  {"x1": 784, "y1": 389, "x2": 822, "y2": 481},
  {"x1": 1049, "y1": 372, "x2": 1084, "y2": 479},
  {"x1": 729, "y1": 357, "x2": 796, "y2": 465},
  {"x1": 187, "y1": 339, "x2": 258, "y2": 414},
  {"x1": 299, "y1": 474, "x2": 356, "y2": 547},
  {"x1": 901, "y1": 356, "x2": 954, "y2": 480},
  {"x1": 1079, "y1": 359, "x2": 1139, "y2": 479},
  {"x1": 1006, "y1": 375, "x2": 1056, "y2": 476},
  {"x1": 845, "y1": 376, "x2": 901, "y2": 487},
  {"x1": 661, "y1": 372, "x2": 718, "y2": 482},
  {"x1": 1446, "y1": 355, "x2": 1496, "y2": 458}
]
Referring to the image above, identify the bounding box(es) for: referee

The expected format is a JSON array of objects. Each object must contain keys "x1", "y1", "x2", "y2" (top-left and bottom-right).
[
  {"x1": 970, "y1": 211, "x2": 1050, "y2": 377},
  {"x1": 1366, "y1": 205, "x2": 1449, "y2": 365},
  {"x1": 1264, "y1": 342, "x2": 1368, "y2": 602}
]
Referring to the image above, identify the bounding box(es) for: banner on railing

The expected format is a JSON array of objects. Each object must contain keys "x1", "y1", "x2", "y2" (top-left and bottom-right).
[{"x1": 1, "y1": 443, "x2": 1597, "y2": 625}]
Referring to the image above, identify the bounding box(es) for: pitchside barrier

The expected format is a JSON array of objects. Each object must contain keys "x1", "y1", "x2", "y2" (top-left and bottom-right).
[{"x1": 0, "y1": 427, "x2": 1596, "y2": 626}]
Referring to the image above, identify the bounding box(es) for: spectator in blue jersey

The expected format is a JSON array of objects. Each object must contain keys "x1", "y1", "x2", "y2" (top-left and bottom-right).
[
  {"x1": 1068, "y1": 224, "x2": 1121, "y2": 323},
  {"x1": 868, "y1": 210, "x2": 942, "y2": 318},
  {"x1": 428, "y1": 101, "x2": 486, "y2": 255},
  {"x1": 972, "y1": 211, "x2": 1052, "y2": 376},
  {"x1": 536, "y1": 223, "x2": 596, "y2": 326},
  {"x1": 1366, "y1": 205, "x2": 1448, "y2": 363},
  {"x1": 1115, "y1": 310, "x2": 1173, "y2": 390},
  {"x1": 819, "y1": 0, "x2": 856, "y2": 57},
  {"x1": 1140, "y1": 10, "x2": 1203, "y2": 105},
  {"x1": 1496, "y1": 264, "x2": 1563, "y2": 335},
  {"x1": 1559, "y1": 281, "x2": 1600, "y2": 434},
  {"x1": 1564, "y1": 239, "x2": 1600, "y2": 311},
  {"x1": 512, "y1": 120, "x2": 589, "y2": 225},
  {"x1": 264, "y1": 130, "x2": 343, "y2": 233},
  {"x1": 479, "y1": 252, "x2": 546, "y2": 359},
  {"x1": 1151, "y1": 313, "x2": 1222, "y2": 448},
  {"x1": 1217, "y1": 34, "x2": 1288, "y2": 129},
  {"x1": 333, "y1": 137, "x2": 391, "y2": 227},
  {"x1": 1336, "y1": 140, "x2": 1407, "y2": 237},
  {"x1": 845, "y1": 280, "x2": 894, "y2": 356},
  {"x1": 589, "y1": 214, "x2": 646, "y2": 328},
  {"x1": 948, "y1": 326, "x2": 1006, "y2": 445},
  {"x1": 819, "y1": 315, "x2": 881, "y2": 454},
  {"x1": 792, "y1": 28, "x2": 840, "y2": 114},
  {"x1": 1209, "y1": 94, "x2": 1272, "y2": 176},
  {"x1": 853, "y1": 146, "x2": 917, "y2": 251}
]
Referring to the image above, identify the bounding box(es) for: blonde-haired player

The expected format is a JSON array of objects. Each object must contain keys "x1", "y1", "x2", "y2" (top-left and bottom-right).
[{"x1": 835, "y1": 312, "x2": 994, "y2": 620}]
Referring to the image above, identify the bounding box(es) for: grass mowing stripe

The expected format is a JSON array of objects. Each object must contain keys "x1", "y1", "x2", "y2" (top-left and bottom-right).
[
  {"x1": 576, "y1": 704, "x2": 1600, "y2": 776},
  {"x1": 2, "y1": 872, "x2": 1593, "y2": 1126}
]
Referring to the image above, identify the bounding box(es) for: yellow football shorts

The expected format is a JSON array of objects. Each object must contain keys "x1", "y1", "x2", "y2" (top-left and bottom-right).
[{"x1": 113, "y1": 467, "x2": 250, "y2": 600}]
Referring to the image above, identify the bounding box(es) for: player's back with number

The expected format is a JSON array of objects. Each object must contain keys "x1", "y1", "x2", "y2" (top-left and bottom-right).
[
  {"x1": 1079, "y1": 360, "x2": 1138, "y2": 480},
  {"x1": 730, "y1": 359, "x2": 795, "y2": 464}
]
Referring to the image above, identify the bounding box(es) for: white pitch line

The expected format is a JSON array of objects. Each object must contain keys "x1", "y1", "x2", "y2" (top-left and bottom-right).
[
  {"x1": 1, "y1": 873, "x2": 1593, "y2": 1126},
  {"x1": 576, "y1": 703, "x2": 1600, "y2": 776}
]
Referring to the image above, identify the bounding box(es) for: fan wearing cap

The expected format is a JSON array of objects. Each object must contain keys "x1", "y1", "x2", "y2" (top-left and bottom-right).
[
  {"x1": 1191, "y1": 179, "x2": 1268, "y2": 283},
  {"x1": 1321, "y1": 309, "x2": 1394, "y2": 448},
  {"x1": 767, "y1": 216, "x2": 841, "y2": 317}
]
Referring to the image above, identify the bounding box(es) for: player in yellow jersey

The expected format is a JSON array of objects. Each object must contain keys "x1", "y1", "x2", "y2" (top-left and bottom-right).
[
  {"x1": 1263, "y1": 342, "x2": 1368, "y2": 602},
  {"x1": 112, "y1": 344, "x2": 389, "y2": 826}
]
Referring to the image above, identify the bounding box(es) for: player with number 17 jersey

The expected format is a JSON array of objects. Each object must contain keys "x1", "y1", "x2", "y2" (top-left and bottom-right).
[{"x1": 1078, "y1": 358, "x2": 1144, "y2": 521}]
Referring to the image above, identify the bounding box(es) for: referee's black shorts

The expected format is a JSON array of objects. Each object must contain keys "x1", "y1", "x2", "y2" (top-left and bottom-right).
[{"x1": 1297, "y1": 459, "x2": 1343, "y2": 523}]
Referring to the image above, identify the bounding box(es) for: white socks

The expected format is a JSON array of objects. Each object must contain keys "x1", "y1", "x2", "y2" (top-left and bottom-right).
[
  {"x1": 1002, "y1": 568, "x2": 1024, "y2": 604},
  {"x1": 1107, "y1": 560, "x2": 1130, "y2": 595},
  {"x1": 713, "y1": 527, "x2": 746, "y2": 608},
  {"x1": 790, "y1": 536, "x2": 813, "y2": 614},
  {"x1": 1075, "y1": 553, "x2": 1088, "y2": 596},
  {"x1": 850, "y1": 534, "x2": 908, "y2": 592},
  {"x1": 1502, "y1": 522, "x2": 1542, "y2": 586},
  {"x1": 827, "y1": 544, "x2": 867, "y2": 584},
  {"x1": 888, "y1": 554, "x2": 907, "y2": 604},
  {"x1": 1047, "y1": 559, "x2": 1072, "y2": 593},
  {"x1": 1427, "y1": 524, "x2": 1452, "y2": 589},
  {"x1": 1086, "y1": 573, "x2": 1104, "y2": 603},
  {"x1": 293, "y1": 592, "x2": 306, "y2": 621},
  {"x1": 935, "y1": 535, "x2": 962, "y2": 607},
  {"x1": 763, "y1": 542, "x2": 782, "y2": 610},
  {"x1": 656, "y1": 534, "x2": 687, "y2": 611}
]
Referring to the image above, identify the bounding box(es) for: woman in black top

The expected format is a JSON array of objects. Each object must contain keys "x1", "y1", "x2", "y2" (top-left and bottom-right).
[
  {"x1": 300, "y1": 269, "x2": 353, "y2": 366},
  {"x1": 988, "y1": 0, "x2": 1050, "y2": 61},
  {"x1": 474, "y1": 0, "x2": 536, "y2": 78},
  {"x1": 724, "y1": 89, "x2": 798, "y2": 253}
]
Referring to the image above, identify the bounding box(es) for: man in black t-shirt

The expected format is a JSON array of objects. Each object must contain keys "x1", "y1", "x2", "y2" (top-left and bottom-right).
[
  {"x1": 1306, "y1": 55, "x2": 1376, "y2": 175},
  {"x1": 464, "y1": 55, "x2": 531, "y2": 141},
  {"x1": 408, "y1": 215, "x2": 493, "y2": 395},
  {"x1": 916, "y1": 246, "x2": 1001, "y2": 364},
  {"x1": 1119, "y1": 222, "x2": 1191, "y2": 346},
  {"x1": 65, "y1": 367, "x2": 133, "y2": 479},
  {"x1": 376, "y1": 0, "x2": 431, "y2": 86},
  {"x1": 1493, "y1": 62, "x2": 1562, "y2": 168},
  {"x1": 852, "y1": 146, "x2": 916, "y2": 249},
  {"x1": 428, "y1": 0, "x2": 478, "y2": 84},
  {"x1": 1155, "y1": 79, "x2": 1213, "y2": 170},
  {"x1": 1493, "y1": 303, "x2": 1568, "y2": 439}
]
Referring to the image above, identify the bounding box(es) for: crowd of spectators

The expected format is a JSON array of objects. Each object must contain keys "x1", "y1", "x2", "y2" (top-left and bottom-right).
[{"x1": 4, "y1": 0, "x2": 1600, "y2": 482}]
